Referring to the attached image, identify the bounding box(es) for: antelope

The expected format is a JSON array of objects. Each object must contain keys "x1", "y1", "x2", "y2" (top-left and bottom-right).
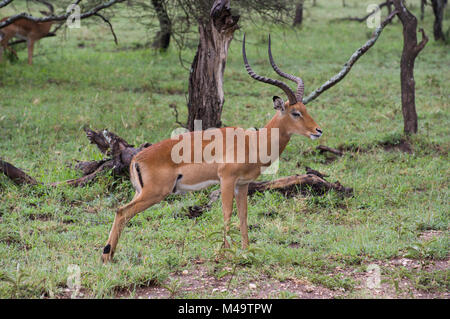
[
  {"x1": 101, "y1": 34, "x2": 323, "y2": 263},
  {"x1": 0, "y1": 0, "x2": 54, "y2": 65}
]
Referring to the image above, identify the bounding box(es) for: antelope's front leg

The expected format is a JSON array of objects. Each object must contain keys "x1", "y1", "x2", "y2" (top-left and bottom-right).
[
  {"x1": 220, "y1": 177, "x2": 237, "y2": 248},
  {"x1": 27, "y1": 39, "x2": 34, "y2": 65},
  {"x1": 235, "y1": 183, "x2": 249, "y2": 249}
]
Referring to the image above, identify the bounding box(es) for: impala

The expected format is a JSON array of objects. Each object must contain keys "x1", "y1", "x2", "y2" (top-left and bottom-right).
[
  {"x1": 101, "y1": 34, "x2": 323, "y2": 263},
  {"x1": 0, "y1": 0, "x2": 54, "y2": 65}
]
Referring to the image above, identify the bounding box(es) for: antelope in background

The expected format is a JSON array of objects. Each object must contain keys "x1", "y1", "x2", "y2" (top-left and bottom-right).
[
  {"x1": 101, "y1": 34, "x2": 323, "y2": 263},
  {"x1": 0, "y1": 0, "x2": 54, "y2": 65}
]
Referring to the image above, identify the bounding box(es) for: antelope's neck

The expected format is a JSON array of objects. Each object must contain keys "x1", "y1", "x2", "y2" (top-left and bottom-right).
[{"x1": 263, "y1": 112, "x2": 291, "y2": 158}]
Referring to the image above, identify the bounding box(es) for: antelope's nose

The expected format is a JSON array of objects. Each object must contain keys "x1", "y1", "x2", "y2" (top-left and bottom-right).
[{"x1": 316, "y1": 128, "x2": 323, "y2": 135}]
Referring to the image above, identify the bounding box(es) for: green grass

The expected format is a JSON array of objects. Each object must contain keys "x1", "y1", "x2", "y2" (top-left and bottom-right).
[{"x1": 0, "y1": 1, "x2": 449, "y2": 298}]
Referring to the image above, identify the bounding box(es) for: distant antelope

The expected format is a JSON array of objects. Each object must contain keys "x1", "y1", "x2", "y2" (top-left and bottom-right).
[
  {"x1": 0, "y1": 0, "x2": 54, "y2": 65},
  {"x1": 101, "y1": 34, "x2": 323, "y2": 263}
]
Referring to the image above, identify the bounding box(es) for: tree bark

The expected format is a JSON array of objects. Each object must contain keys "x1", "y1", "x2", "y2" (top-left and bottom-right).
[
  {"x1": 293, "y1": 1, "x2": 303, "y2": 26},
  {"x1": 430, "y1": 0, "x2": 447, "y2": 41},
  {"x1": 421, "y1": 0, "x2": 426, "y2": 20},
  {"x1": 151, "y1": 0, "x2": 172, "y2": 50},
  {"x1": 393, "y1": 0, "x2": 429, "y2": 135},
  {"x1": 186, "y1": 0, "x2": 239, "y2": 131},
  {"x1": 0, "y1": 158, "x2": 39, "y2": 185}
]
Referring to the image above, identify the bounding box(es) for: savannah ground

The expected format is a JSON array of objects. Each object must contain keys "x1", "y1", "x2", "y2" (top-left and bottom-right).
[{"x1": 0, "y1": 0, "x2": 448, "y2": 298}]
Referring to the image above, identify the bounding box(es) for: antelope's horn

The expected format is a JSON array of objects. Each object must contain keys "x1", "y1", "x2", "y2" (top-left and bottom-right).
[
  {"x1": 243, "y1": 34, "x2": 297, "y2": 105},
  {"x1": 268, "y1": 34, "x2": 304, "y2": 102}
]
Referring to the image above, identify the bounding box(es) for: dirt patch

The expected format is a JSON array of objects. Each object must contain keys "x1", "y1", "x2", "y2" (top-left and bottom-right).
[
  {"x1": 419, "y1": 230, "x2": 444, "y2": 242},
  {"x1": 335, "y1": 258, "x2": 449, "y2": 299},
  {"x1": 115, "y1": 264, "x2": 341, "y2": 299},
  {"x1": 28, "y1": 214, "x2": 52, "y2": 221},
  {"x1": 380, "y1": 139, "x2": 412, "y2": 154},
  {"x1": 55, "y1": 257, "x2": 448, "y2": 299}
]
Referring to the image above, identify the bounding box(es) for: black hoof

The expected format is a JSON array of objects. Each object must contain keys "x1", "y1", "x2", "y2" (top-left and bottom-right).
[{"x1": 103, "y1": 244, "x2": 111, "y2": 254}]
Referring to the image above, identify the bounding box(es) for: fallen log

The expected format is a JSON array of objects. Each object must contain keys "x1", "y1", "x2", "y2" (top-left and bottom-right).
[
  {"x1": 0, "y1": 127, "x2": 152, "y2": 187},
  {"x1": 316, "y1": 145, "x2": 343, "y2": 157},
  {"x1": 248, "y1": 173, "x2": 353, "y2": 197},
  {"x1": 0, "y1": 158, "x2": 39, "y2": 186},
  {"x1": 1, "y1": 129, "x2": 352, "y2": 210}
]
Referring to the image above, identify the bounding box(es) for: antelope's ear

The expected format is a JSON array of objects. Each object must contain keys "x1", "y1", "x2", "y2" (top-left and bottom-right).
[{"x1": 273, "y1": 96, "x2": 285, "y2": 112}]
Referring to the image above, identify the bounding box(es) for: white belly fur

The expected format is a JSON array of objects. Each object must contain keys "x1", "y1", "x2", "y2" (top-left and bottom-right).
[{"x1": 173, "y1": 179, "x2": 219, "y2": 194}]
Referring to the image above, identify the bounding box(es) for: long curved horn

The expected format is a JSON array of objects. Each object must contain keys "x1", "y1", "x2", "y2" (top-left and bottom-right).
[
  {"x1": 242, "y1": 34, "x2": 297, "y2": 106},
  {"x1": 268, "y1": 34, "x2": 304, "y2": 102}
]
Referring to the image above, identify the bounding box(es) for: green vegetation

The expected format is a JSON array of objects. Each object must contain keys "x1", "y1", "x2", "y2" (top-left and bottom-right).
[{"x1": 0, "y1": 1, "x2": 448, "y2": 298}]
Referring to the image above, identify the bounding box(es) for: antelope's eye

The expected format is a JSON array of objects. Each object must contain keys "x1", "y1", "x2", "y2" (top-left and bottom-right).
[{"x1": 291, "y1": 111, "x2": 302, "y2": 118}]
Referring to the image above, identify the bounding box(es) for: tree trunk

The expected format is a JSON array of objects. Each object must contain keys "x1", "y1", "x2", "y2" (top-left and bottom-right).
[
  {"x1": 151, "y1": 0, "x2": 172, "y2": 50},
  {"x1": 393, "y1": 0, "x2": 429, "y2": 135},
  {"x1": 421, "y1": 0, "x2": 426, "y2": 20},
  {"x1": 430, "y1": 0, "x2": 447, "y2": 41},
  {"x1": 293, "y1": 2, "x2": 303, "y2": 26},
  {"x1": 187, "y1": 0, "x2": 239, "y2": 131}
]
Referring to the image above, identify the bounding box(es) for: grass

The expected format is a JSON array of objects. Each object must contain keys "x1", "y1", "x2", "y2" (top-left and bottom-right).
[{"x1": 0, "y1": 1, "x2": 449, "y2": 298}]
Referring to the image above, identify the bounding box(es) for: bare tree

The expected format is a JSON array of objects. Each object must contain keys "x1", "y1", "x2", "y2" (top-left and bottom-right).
[
  {"x1": 179, "y1": 0, "x2": 293, "y2": 130},
  {"x1": 185, "y1": 0, "x2": 239, "y2": 130},
  {"x1": 430, "y1": 0, "x2": 447, "y2": 41},
  {"x1": 151, "y1": 0, "x2": 172, "y2": 50},
  {"x1": 392, "y1": 0, "x2": 429, "y2": 134},
  {"x1": 421, "y1": 0, "x2": 427, "y2": 21},
  {"x1": 293, "y1": 1, "x2": 303, "y2": 26}
]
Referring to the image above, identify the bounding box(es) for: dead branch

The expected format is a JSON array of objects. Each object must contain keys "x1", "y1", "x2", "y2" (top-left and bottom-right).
[
  {"x1": 303, "y1": 10, "x2": 397, "y2": 105},
  {"x1": 0, "y1": 158, "x2": 39, "y2": 185},
  {"x1": 169, "y1": 103, "x2": 187, "y2": 128},
  {"x1": 316, "y1": 145, "x2": 344, "y2": 156},
  {"x1": 94, "y1": 13, "x2": 118, "y2": 45},
  {"x1": 50, "y1": 161, "x2": 115, "y2": 187},
  {"x1": 248, "y1": 173, "x2": 353, "y2": 197},
  {"x1": 334, "y1": 0, "x2": 393, "y2": 23},
  {"x1": 181, "y1": 167, "x2": 352, "y2": 218},
  {"x1": 0, "y1": 127, "x2": 152, "y2": 187},
  {"x1": 80, "y1": 127, "x2": 151, "y2": 176},
  {"x1": 0, "y1": 0, "x2": 14, "y2": 9}
]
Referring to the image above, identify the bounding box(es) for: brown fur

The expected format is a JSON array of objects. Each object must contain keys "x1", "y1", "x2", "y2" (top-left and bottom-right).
[
  {"x1": 0, "y1": 17, "x2": 53, "y2": 65},
  {"x1": 101, "y1": 101, "x2": 322, "y2": 263}
]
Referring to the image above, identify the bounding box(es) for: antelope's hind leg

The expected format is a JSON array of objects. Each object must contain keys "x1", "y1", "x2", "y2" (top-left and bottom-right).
[{"x1": 101, "y1": 188, "x2": 169, "y2": 263}]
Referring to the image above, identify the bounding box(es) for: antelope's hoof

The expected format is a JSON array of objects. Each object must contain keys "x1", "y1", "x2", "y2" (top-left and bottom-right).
[{"x1": 101, "y1": 244, "x2": 113, "y2": 263}]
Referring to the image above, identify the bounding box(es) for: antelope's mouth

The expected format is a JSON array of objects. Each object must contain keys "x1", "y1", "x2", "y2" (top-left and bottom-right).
[{"x1": 310, "y1": 133, "x2": 322, "y2": 140}]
